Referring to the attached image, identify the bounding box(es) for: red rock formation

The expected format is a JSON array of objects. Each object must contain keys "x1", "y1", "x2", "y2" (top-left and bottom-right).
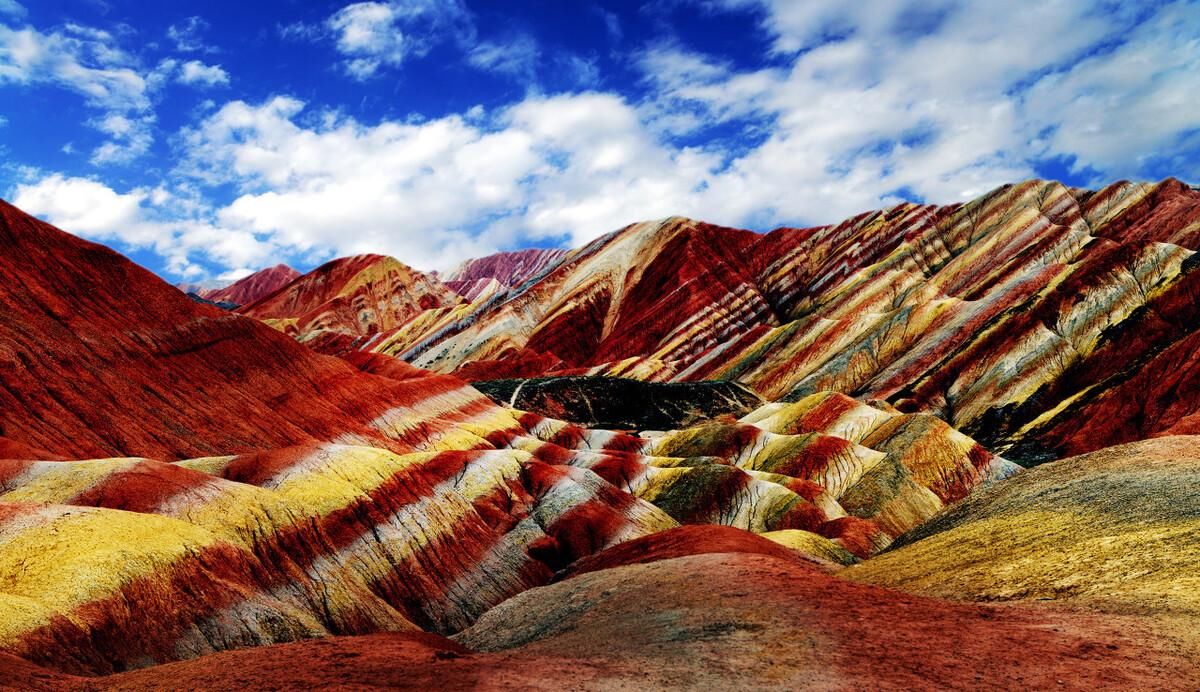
[
  {"x1": 239, "y1": 254, "x2": 459, "y2": 343},
  {"x1": 320, "y1": 179, "x2": 1200, "y2": 463},
  {"x1": 0, "y1": 200, "x2": 489, "y2": 460},
  {"x1": 5, "y1": 180, "x2": 1200, "y2": 686},
  {"x1": 198, "y1": 264, "x2": 300, "y2": 306}
]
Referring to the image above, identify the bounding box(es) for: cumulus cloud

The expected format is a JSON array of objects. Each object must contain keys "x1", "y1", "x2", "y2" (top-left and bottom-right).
[
  {"x1": 1022, "y1": 2, "x2": 1200, "y2": 177},
  {"x1": 645, "y1": 0, "x2": 1200, "y2": 219},
  {"x1": 157, "y1": 92, "x2": 717, "y2": 272},
  {"x1": 12, "y1": 174, "x2": 281, "y2": 278},
  {"x1": 325, "y1": 0, "x2": 474, "y2": 79},
  {"x1": 178, "y1": 59, "x2": 229, "y2": 87},
  {"x1": 0, "y1": 24, "x2": 149, "y2": 110}
]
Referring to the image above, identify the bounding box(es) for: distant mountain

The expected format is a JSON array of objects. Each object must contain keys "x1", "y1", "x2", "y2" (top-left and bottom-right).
[
  {"x1": 305, "y1": 178, "x2": 1200, "y2": 465},
  {"x1": 443, "y1": 247, "x2": 569, "y2": 288},
  {"x1": 198, "y1": 263, "x2": 300, "y2": 306},
  {"x1": 238, "y1": 254, "x2": 458, "y2": 352},
  {"x1": 174, "y1": 280, "x2": 222, "y2": 295}
]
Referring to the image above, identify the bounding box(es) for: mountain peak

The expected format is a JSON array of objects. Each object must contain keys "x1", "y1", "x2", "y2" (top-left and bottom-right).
[
  {"x1": 239, "y1": 252, "x2": 459, "y2": 344},
  {"x1": 199, "y1": 264, "x2": 301, "y2": 306}
]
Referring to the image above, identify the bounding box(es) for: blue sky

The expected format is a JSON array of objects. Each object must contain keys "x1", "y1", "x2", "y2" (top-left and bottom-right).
[{"x1": 1, "y1": 0, "x2": 1198, "y2": 282}]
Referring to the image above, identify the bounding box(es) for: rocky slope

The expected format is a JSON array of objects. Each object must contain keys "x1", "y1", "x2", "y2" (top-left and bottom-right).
[
  {"x1": 198, "y1": 264, "x2": 300, "y2": 306},
  {"x1": 0, "y1": 391, "x2": 1014, "y2": 673},
  {"x1": 0, "y1": 194, "x2": 1028, "y2": 677},
  {"x1": 4, "y1": 183, "x2": 1200, "y2": 686},
  {"x1": 0, "y1": 200, "x2": 510, "y2": 460}
]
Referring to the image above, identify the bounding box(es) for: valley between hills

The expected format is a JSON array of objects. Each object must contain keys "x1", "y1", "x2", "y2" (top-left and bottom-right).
[{"x1": 2, "y1": 177, "x2": 1200, "y2": 689}]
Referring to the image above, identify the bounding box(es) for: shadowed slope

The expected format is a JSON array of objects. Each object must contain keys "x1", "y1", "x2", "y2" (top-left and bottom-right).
[{"x1": 472, "y1": 376, "x2": 763, "y2": 429}]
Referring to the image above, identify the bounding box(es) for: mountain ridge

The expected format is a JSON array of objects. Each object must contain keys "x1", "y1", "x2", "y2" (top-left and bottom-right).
[{"x1": 240, "y1": 177, "x2": 1200, "y2": 464}]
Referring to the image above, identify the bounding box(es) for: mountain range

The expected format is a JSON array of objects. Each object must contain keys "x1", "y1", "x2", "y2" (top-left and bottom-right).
[{"x1": 0, "y1": 178, "x2": 1198, "y2": 688}]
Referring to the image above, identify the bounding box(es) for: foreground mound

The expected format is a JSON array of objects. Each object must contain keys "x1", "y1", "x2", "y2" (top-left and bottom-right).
[
  {"x1": 0, "y1": 391, "x2": 1011, "y2": 673},
  {"x1": 58, "y1": 553, "x2": 1196, "y2": 690},
  {"x1": 845, "y1": 436, "x2": 1200, "y2": 618},
  {"x1": 559, "y1": 524, "x2": 855, "y2": 577}
]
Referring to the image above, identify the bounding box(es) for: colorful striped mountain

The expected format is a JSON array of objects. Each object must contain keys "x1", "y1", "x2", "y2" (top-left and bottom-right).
[
  {"x1": 1, "y1": 179, "x2": 1199, "y2": 686},
  {"x1": 251, "y1": 178, "x2": 1200, "y2": 466}
]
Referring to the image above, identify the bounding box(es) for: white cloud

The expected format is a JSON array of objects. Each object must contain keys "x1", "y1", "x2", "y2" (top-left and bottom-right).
[
  {"x1": 165, "y1": 92, "x2": 719, "y2": 273},
  {"x1": 167, "y1": 16, "x2": 215, "y2": 53},
  {"x1": 178, "y1": 59, "x2": 229, "y2": 87},
  {"x1": 1022, "y1": 2, "x2": 1200, "y2": 177},
  {"x1": 467, "y1": 34, "x2": 540, "y2": 82},
  {"x1": 0, "y1": 24, "x2": 149, "y2": 110},
  {"x1": 326, "y1": 0, "x2": 474, "y2": 79},
  {"x1": 13, "y1": 174, "x2": 281, "y2": 278},
  {"x1": 639, "y1": 0, "x2": 1200, "y2": 221},
  {"x1": 0, "y1": 15, "x2": 237, "y2": 165},
  {"x1": 0, "y1": 0, "x2": 25, "y2": 19},
  {"x1": 0, "y1": 21, "x2": 156, "y2": 164},
  {"x1": 11, "y1": 0, "x2": 1200, "y2": 283}
]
